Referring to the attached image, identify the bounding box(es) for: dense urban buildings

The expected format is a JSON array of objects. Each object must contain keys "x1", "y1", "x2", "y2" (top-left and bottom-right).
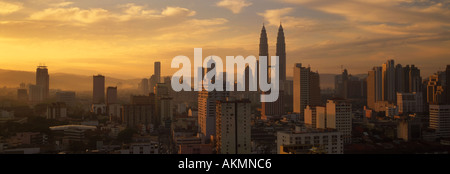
[{"x1": 2, "y1": 20, "x2": 450, "y2": 156}]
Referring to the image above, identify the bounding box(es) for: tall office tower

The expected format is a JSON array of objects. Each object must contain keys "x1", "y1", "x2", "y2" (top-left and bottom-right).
[
  {"x1": 409, "y1": 65, "x2": 422, "y2": 93},
  {"x1": 446, "y1": 65, "x2": 450, "y2": 104},
  {"x1": 335, "y1": 69, "x2": 349, "y2": 99},
  {"x1": 36, "y1": 66, "x2": 49, "y2": 100},
  {"x1": 304, "y1": 105, "x2": 326, "y2": 129},
  {"x1": 106, "y1": 87, "x2": 117, "y2": 105},
  {"x1": 276, "y1": 24, "x2": 286, "y2": 83},
  {"x1": 93, "y1": 75, "x2": 105, "y2": 104},
  {"x1": 326, "y1": 99, "x2": 352, "y2": 144},
  {"x1": 427, "y1": 74, "x2": 445, "y2": 104},
  {"x1": 367, "y1": 67, "x2": 383, "y2": 109},
  {"x1": 215, "y1": 99, "x2": 251, "y2": 154},
  {"x1": 429, "y1": 104, "x2": 450, "y2": 139},
  {"x1": 28, "y1": 84, "x2": 43, "y2": 105},
  {"x1": 382, "y1": 60, "x2": 396, "y2": 102},
  {"x1": 293, "y1": 63, "x2": 321, "y2": 117},
  {"x1": 140, "y1": 78, "x2": 149, "y2": 95}
]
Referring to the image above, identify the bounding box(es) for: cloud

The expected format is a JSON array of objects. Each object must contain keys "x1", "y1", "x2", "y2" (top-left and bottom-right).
[
  {"x1": 258, "y1": 8, "x2": 316, "y2": 29},
  {"x1": 0, "y1": 1, "x2": 23, "y2": 15},
  {"x1": 28, "y1": 4, "x2": 197, "y2": 24},
  {"x1": 50, "y1": 1, "x2": 74, "y2": 7},
  {"x1": 29, "y1": 7, "x2": 110, "y2": 23},
  {"x1": 161, "y1": 6, "x2": 196, "y2": 17},
  {"x1": 217, "y1": 0, "x2": 252, "y2": 14}
]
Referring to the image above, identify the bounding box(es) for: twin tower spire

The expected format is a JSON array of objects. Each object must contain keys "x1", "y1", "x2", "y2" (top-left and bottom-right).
[{"x1": 259, "y1": 23, "x2": 286, "y2": 82}]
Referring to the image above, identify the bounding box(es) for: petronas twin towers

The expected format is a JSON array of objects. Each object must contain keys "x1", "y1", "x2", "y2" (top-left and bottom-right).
[
  {"x1": 259, "y1": 23, "x2": 286, "y2": 82},
  {"x1": 260, "y1": 23, "x2": 287, "y2": 117}
]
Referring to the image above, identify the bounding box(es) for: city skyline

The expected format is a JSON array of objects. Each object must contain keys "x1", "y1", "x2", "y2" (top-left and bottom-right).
[
  {"x1": 1, "y1": 0, "x2": 449, "y2": 79},
  {"x1": 2, "y1": 0, "x2": 450, "y2": 156}
]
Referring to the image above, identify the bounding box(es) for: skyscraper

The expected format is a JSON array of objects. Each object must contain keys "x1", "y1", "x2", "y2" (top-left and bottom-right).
[
  {"x1": 215, "y1": 99, "x2": 251, "y2": 154},
  {"x1": 293, "y1": 63, "x2": 321, "y2": 117},
  {"x1": 93, "y1": 75, "x2": 105, "y2": 104},
  {"x1": 258, "y1": 24, "x2": 285, "y2": 118},
  {"x1": 36, "y1": 65, "x2": 49, "y2": 100},
  {"x1": 276, "y1": 24, "x2": 286, "y2": 83}
]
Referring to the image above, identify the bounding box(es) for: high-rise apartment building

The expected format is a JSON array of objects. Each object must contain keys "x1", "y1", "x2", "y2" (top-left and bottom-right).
[
  {"x1": 326, "y1": 99, "x2": 352, "y2": 144},
  {"x1": 215, "y1": 99, "x2": 251, "y2": 154}
]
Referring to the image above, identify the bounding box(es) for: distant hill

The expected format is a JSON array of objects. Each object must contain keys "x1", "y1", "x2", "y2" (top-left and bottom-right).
[
  {"x1": 0, "y1": 69, "x2": 367, "y2": 91},
  {"x1": 0, "y1": 69, "x2": 140, "y2": 91}
]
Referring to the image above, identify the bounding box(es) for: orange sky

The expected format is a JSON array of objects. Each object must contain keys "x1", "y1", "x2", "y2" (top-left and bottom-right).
[{"x1": 1, "y1": 0, "x2": 449, "y2": 79}]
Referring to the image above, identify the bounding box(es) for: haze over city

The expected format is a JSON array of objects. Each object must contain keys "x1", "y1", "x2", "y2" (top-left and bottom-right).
[{"x1": 1, "y1": 0, "x2": 450, "y2": 78}]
